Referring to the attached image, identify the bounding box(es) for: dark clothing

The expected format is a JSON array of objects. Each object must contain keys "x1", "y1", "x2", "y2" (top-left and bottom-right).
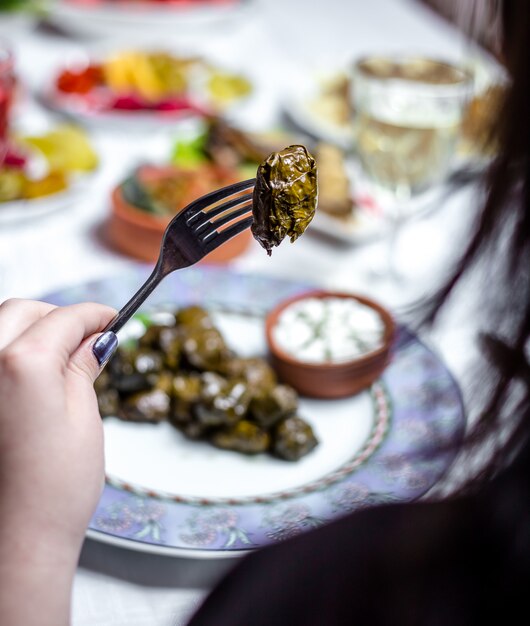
[{"x1": 188, "y1": 440, "x2": 530, "y2": 625}]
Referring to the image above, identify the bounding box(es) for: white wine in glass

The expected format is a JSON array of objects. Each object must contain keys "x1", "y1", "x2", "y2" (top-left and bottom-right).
[
  {"x1": 352, "y1": 56, "x2": 472, "y2": 281},
  {"x1": 356, "y1": 115, "x2": 461, "y2": 192}
]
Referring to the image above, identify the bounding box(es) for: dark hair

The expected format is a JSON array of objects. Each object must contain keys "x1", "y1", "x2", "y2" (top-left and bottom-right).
[{"x1": 421, "y1": 0, "x2": 530, "y2": 491}]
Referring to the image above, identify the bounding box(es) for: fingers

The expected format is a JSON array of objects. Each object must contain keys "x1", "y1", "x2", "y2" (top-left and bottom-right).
[
  {"x1": 2, "y1": 302, "x2": 118, "y2": 371},
  {"x1": 68, "y1": 331, "x2": 118, "y2": 383},
  {"x1": 0, "y1": 299, "x2": 58, "y2": 351}
]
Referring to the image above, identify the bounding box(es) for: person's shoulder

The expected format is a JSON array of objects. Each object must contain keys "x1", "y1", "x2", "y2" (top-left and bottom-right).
[{"x1": 188, "y1": 482, "x2": 529, "y2": 626}]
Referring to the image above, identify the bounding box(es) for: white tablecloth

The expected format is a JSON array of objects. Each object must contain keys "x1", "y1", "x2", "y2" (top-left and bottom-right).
[{"x1": 0, "y1": 1, "x2": 487, "y2": 623}]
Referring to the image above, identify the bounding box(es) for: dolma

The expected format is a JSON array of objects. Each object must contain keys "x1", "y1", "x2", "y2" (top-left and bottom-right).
[
  {"x1": 252, "y1": 145, "x2": 318, "y2": 255},
  {"x1": 211, "y1": 420, "x2": 271, "y2": 455},
  {"x1": 119, "y1": 388, "x2": 171, "y2": 423},
  {"x1": 221, "y1": 357, "x2": 277, "y2": 393},
  {"x1": 182, "y1": 327, "x2": 231, "y2": 372},
  {"x1": 250, "y1": 384, "x2": 298, "y2": 429},
  {"x1": 195, "y1": 378, "x2": 251, "y2": 426},
  {"x1": 140, "y1": 324, "x2": 181, "y2": 370},
  {"x1": 273, "y1": 415, "x2": 318, "y2": 461},
  {"x1": 169, "y1": 373, "x2": 202, "y2": 424}
]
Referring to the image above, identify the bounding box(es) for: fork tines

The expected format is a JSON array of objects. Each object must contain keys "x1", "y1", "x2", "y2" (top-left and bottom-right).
[
  {"x1": 186, "y1": 178, "x2": 255, "y2": 226},
  {"x1": 201, "y1": 194, "x2": 254, "y2": 252},
  {"x1": 188, "y1": 179, "x2": 255, "y2": 252}
]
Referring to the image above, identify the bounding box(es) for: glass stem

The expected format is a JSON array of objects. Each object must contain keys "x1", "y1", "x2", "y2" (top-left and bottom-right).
[{"x1": 384, "y1": 182, "x2": 410, "y2": 280}]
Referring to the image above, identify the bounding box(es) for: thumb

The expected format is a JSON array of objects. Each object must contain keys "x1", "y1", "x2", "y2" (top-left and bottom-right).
[{"x1": 69, "y1": 331, "x2": 119, "y2": 383}]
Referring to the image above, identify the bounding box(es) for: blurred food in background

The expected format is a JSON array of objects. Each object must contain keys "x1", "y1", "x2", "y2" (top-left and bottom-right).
[
  {"x1": 309, "y1": 72, "x2": 353, "y2": 135},
  {"x1": 172, "y1": 118, "x2": 355, "y2": 221},
  {"x1": 0, "y1": 46, "x2": 15, "y2": 163},
  {"x1": 459, "y1": 83, "x2": 506, "y2": 157},
  {"x1": 120, "y1": 116, "x2": 296, "y2": 220},
  {"x1": 119, "y1": 163, "x2": 239, "y2": 219},
  {"x1": 0, "y1": 124, "x2": 97, "y2": 203},
  {"x1": 171, "y1": 116, "x2": 280, "y2": 175},
  {"x1": 50, "y1": 49, "x2": 252, "y2": 118},
  {"x1": 315, "y1": 142, "x2": 355, "y2": 218},
  {"x1": 0, "y1": 0, "x2": 40, "y2": 13},
  {"x1": 108, "y1": 117, "x2": 303, "y2": 262}
]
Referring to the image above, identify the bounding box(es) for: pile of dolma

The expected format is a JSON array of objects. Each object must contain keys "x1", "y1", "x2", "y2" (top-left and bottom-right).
[{"x1": 96, "y1": 305, "x2": 318, "y2": 461}]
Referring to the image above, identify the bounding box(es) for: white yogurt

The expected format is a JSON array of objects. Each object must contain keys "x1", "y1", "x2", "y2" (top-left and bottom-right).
[{"x1": 272, "y1": 297, "x2": 385, "y2": 364}]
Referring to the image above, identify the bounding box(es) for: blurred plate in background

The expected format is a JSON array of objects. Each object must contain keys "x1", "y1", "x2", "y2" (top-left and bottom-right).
[
  {"x1": 46, "y1": 0, "x2": 254, "y2": 38},
  {"x1": 1, "y1": 120, "x2": 99, "y2": 225},
  {"x1": 39, "y1": 46, "x2": 255, "y2": 129},
  {"x1": 0, "y1": 172, "x2": 92, "y2": 224}
]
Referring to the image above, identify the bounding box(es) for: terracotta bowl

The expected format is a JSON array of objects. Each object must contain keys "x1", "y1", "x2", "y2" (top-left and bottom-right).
[
  {"x1": 265, "y1": 290, "x2": 396, "y2": 399},
  {"x1": 108, "y1": 171, "x2": 252, "y2": 264}
]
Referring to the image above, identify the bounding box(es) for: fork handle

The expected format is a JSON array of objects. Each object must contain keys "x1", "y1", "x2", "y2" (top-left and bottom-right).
[{"x1": 102, "y1": 265, "x2": 164, "y2": 335}]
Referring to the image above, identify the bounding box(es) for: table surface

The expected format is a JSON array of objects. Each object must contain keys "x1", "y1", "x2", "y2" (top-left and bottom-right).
[{"x1": 0, "y1": 1, "x2": 490, "y2": 623}]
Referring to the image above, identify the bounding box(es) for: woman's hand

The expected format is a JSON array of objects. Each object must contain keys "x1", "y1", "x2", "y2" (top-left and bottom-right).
[{"x1": 0, "y1": 299, "x2": 117, "y2": 626}]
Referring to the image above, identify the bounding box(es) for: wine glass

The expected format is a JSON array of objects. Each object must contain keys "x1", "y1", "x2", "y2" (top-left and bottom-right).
[{"x1": 351, "y1": 55, "x2": 473, "y2": 282}]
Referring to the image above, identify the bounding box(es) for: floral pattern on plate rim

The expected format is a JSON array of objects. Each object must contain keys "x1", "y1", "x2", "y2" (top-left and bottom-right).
[{"x1": 44, "y1": 265, "x2": 466, "y2": 555}]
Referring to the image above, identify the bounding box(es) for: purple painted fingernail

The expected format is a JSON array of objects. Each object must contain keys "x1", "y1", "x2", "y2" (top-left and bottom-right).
[{"x1": 92, "y1": 331, "x2": 118, "y2": 367}]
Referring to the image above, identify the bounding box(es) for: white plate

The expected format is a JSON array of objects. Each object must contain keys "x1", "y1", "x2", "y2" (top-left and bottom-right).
[
  {"x1": 46, "y1": 267, "x2": 465, "y2": 558},
  {"x1": 0, "y1": 173, "x2": 92, "y2": 224},
  {"x1": 46, "y1": 0, "x2": 254, "y2": 38},
  {"x1": 1, "y1": 112, "x2": 98, "y2": 224}
]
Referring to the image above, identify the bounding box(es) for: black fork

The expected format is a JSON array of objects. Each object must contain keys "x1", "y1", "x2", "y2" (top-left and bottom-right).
[{"x1": 102, "y1": 178, "x2": 255, "y2": 335}]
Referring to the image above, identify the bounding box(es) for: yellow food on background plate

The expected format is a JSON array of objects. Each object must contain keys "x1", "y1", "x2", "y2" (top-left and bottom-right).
[
  {"x1": 0, "y1": 124, "x2": 98, "y2": 204},
  {"x1": 23, "y1": 172, "x2": 69, "y2": 200},
  {"x1": 102, "y1": 51, "x2": 196, "y2": 102},
  {"x1": 206, "y1": 69, "x2": 253, "y2": 106},
  {"x1": 315, "y1": 142, "x2": 355, "y2": 218},
  {"x1": 22, "y1": 125, "x2": 99, "y2": 173},
  {"x1": 53, "y1": 49, "x2": 253, "y2": 115},
  {"x1": 310, "y1": 71, "x2": 353, "y2": 129}
]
